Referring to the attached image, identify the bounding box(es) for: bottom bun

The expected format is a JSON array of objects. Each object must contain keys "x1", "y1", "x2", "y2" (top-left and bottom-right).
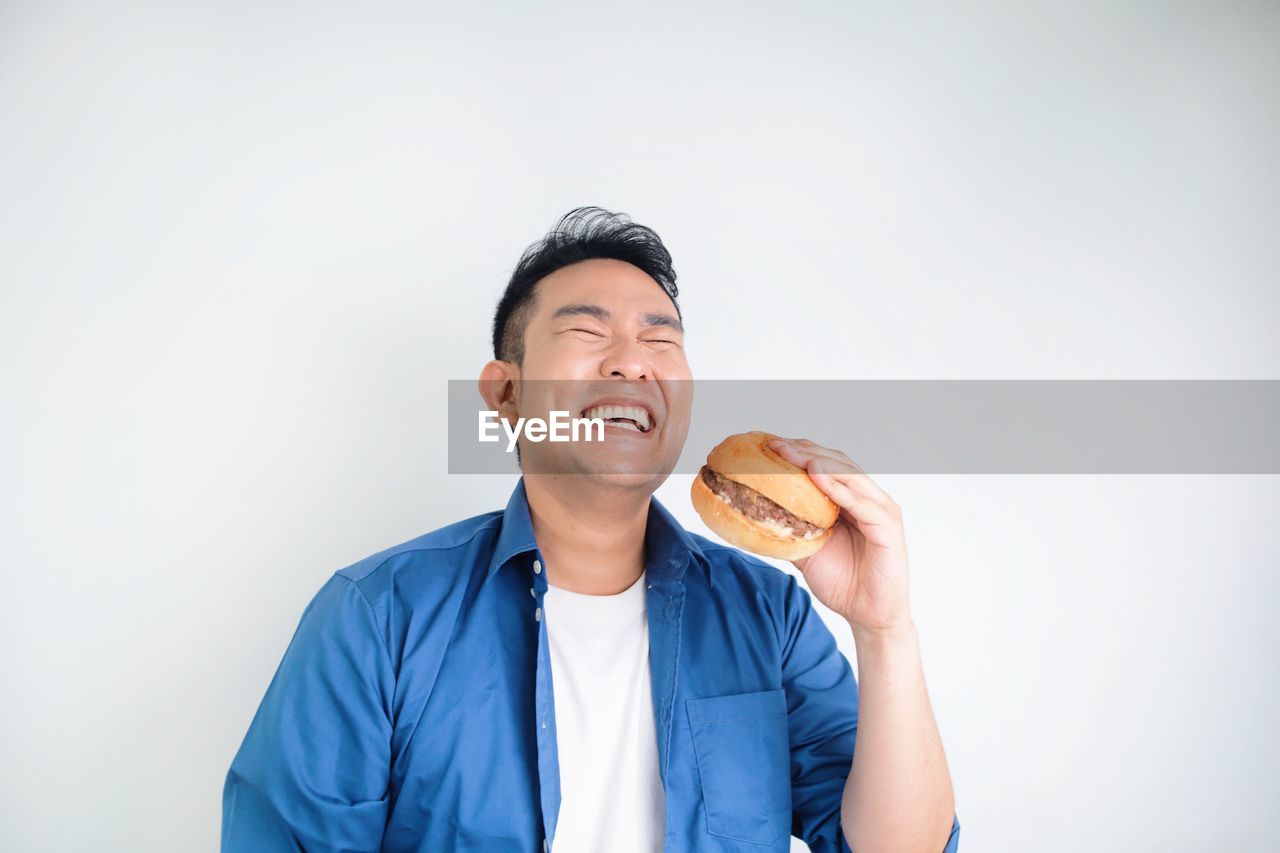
[{"x1": 691, "y1": 473, "x2": 835, "y2": 561}]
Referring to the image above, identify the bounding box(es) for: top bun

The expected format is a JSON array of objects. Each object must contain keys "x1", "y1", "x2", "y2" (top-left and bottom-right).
[{"x1": 706, "y1": 431, "x2": 839, "y2": 528}]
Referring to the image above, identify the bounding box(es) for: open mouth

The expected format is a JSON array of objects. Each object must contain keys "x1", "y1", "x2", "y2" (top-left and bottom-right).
[{"x1": 580, "y1": 404, "x2": 655, "y2": 434}]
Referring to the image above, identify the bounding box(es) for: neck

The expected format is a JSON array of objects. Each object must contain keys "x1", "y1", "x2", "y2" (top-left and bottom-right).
[{"x1": 523, "y1": 475, "x2": 651, "y2": 595}]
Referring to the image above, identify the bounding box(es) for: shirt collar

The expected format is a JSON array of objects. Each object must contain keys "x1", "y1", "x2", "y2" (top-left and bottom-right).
[{"x1": 484, "y1": 477, "x2": 712, "y2": 586}]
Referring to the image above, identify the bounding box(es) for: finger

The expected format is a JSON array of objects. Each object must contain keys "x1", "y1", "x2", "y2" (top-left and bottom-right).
[
  {"x1": 807, "y1": 460, "x2": 903, "y2": 537},
  {"x1": 781, "y1": 448, "x2": 899, "y2": 527},
  {"x1": 770, "y1": 436, "x2": 857, "y2": 470},
  {"x1": 770, "y1": 438, "x2": 894, "y2": 509},
  {"x1": 782, "y1": 437, "x2": 850, "y2": 466}
]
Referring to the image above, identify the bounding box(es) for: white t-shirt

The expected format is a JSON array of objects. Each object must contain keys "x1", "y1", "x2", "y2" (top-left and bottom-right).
[{"x1": 543, "y1": 569, "x2": 666, "y2": 853}]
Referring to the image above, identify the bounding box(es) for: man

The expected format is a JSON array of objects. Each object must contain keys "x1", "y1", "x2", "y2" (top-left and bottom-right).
[{"x1": 222, "y1": 207, "x2": 960, "y2": 852}]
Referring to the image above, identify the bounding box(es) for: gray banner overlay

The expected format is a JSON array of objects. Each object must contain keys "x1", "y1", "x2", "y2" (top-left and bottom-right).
[{"x1": 448, "y1": 380, "x2": 1280, "y2": 474}]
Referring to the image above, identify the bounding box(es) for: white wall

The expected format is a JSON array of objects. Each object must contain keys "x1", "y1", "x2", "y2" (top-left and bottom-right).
[{"x1": 2, "y1": 1, "x2": 1277, "y2": 850}]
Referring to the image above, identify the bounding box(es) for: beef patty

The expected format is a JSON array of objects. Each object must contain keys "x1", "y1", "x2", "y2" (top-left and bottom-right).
[{"x1": 699, "y1": 465, "x2": 825, "y2": 535}]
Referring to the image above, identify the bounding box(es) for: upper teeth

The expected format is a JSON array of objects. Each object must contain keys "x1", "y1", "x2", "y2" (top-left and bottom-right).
[{"x1": 583, "y1": 405, "x2": 651, "y2": 432}]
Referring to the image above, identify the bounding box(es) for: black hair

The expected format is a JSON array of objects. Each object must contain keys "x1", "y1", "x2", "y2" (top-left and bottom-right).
[{"x1": 491, "y1": 206, "x2": 681, "y2": 363}]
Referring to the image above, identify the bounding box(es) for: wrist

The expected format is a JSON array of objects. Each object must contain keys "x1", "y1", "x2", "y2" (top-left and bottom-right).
[{"x1": 848, "y1": 618, "x2": 918, "y2": 651}]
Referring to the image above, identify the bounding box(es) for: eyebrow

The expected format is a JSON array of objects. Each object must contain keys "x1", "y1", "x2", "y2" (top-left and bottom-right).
[{"x1": 550, "y1": 303, "x2": 684, "y2": 333}]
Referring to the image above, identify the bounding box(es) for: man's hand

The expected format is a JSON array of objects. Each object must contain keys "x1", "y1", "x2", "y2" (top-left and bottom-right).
[{"x1": 767, "y1": 437, "x2": 910, "y2": 635}]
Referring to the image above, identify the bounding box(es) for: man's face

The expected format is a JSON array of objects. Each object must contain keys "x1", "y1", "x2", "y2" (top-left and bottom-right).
[{"x1": 510, "y1": 258, "x2": 693, "y2": 490}]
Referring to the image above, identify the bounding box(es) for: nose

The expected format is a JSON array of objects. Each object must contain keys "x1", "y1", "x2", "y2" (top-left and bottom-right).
[{"x1": 599, "y1": 338, "x2": 652, "y2": 381}]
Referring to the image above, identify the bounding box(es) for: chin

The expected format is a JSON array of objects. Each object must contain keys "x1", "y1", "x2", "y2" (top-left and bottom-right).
[
  {"x1": 525, "y1": 448, "x2": 674, "y2": 492},
  {"x1": 572, "y1": 457, "x2": 672, "y2": 491}
]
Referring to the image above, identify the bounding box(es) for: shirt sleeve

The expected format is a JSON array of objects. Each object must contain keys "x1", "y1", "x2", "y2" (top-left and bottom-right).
[
  {"x1": 780, "y1": 574, "x2": 961, "y2": 853},
  {"x1": 222, "y1": 574, "x2": 395, "y2": 853}
]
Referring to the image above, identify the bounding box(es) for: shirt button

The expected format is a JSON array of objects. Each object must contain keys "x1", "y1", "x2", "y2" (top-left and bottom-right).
[
  {"x1": 543, "y1": 839, "x2": 550, "y2": 852},
  {"x1": 530, "y1": 587, "x2": 537, "y2": 598},
  {"x1": 535, "y1": 607, "x2": 542, "y2": 622},
  {"x1": 533, "y1": 559, "x2": 542, "y2": 574}
]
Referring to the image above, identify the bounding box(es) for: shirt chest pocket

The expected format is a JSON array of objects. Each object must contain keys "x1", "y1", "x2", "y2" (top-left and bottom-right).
[{"x1": 686, "y1": 688, "x2": 792, "y2": 847}]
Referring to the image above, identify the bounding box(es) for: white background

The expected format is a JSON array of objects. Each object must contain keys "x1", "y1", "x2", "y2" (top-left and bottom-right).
[{"x1": 2, "y1": 1, "x2": 1278, "y2": 851}]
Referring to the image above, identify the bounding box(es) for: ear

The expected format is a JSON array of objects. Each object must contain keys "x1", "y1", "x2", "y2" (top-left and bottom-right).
[{"x1": 477, "y1": 360, "x2": 520, "y2": 423}]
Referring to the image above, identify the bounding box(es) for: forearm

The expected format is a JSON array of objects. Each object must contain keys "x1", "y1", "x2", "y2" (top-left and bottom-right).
[{"x1": 840, "y1": 621, "x2": 954, "y2": 853}]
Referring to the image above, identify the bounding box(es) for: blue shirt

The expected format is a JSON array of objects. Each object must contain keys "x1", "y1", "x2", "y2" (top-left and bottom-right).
[{"x1": 222, "y1": 478, "x2": 961, "y2": 852}]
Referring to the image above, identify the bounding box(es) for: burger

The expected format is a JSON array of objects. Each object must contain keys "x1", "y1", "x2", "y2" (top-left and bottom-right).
[{"x1": 691, "y1": 431, "x2": 840, "y2": 560}]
